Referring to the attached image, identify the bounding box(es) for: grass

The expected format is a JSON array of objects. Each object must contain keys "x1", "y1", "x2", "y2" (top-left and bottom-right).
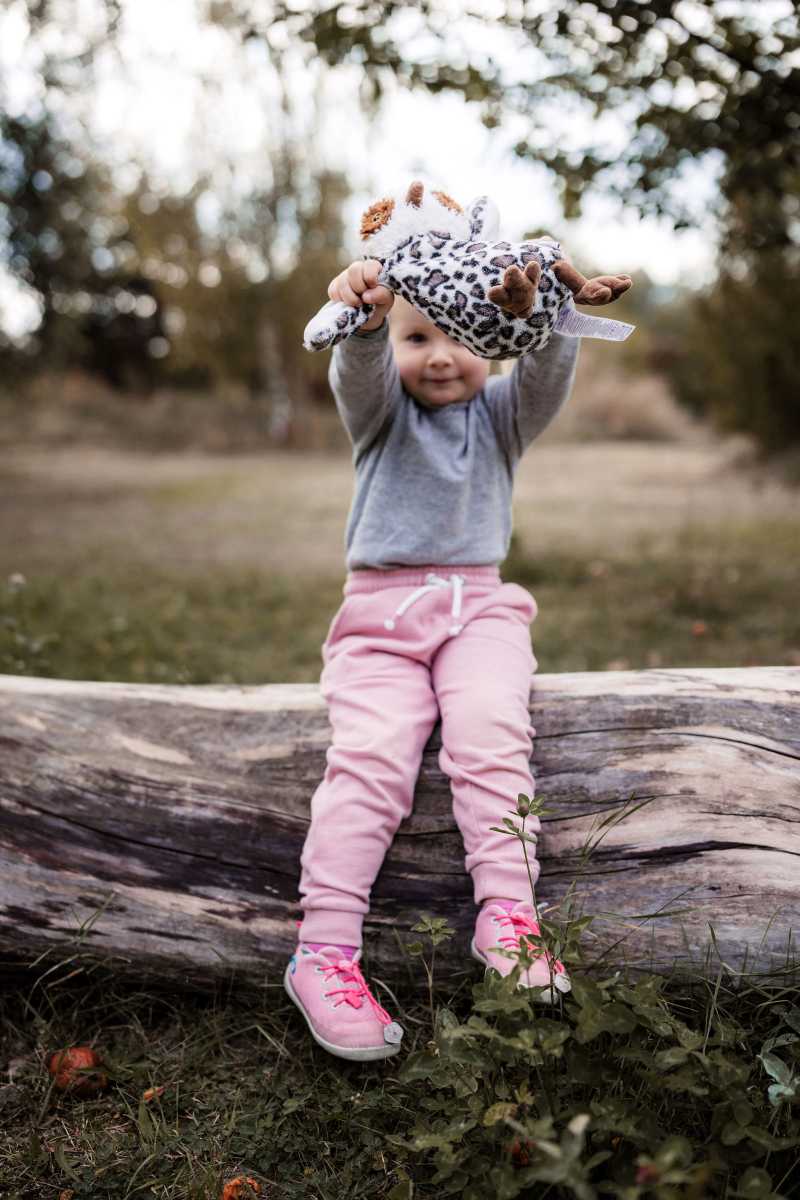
[
  {"x1": 1, "y1": 911, "x2": 799, "y2": 1199},
  {"x1": 1, "y1": 520, "x2": 798, "y2": 683}
]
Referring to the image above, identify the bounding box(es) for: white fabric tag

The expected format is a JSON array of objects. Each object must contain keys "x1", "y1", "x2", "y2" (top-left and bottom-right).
[{"x1": 555, "y1": 304, "x2": 635, "y2": 341}]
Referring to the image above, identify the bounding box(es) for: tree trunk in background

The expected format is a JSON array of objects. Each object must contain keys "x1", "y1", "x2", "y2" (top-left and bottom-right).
[
  {"x1": 254, "y1": 320, "x2": 291, "y2": 444},
  {"x1": 1, "y1": 668, "x2": 798, "y2": 993}
]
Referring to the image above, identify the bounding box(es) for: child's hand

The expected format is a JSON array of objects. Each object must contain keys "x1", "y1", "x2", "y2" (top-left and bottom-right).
[{"x1": 328, "y1": 259, "x2": 394, "y2": 332}]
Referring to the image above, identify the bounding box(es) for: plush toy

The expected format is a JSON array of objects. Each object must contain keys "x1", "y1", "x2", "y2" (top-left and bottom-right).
[{"x1": 303, "y1": 180, "x2": 635, "y2": 360}]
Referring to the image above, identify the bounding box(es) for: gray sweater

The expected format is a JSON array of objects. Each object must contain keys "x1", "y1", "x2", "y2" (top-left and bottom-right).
[{"x1": 331, "y1": 322, "x2": 579, "y2": 571}]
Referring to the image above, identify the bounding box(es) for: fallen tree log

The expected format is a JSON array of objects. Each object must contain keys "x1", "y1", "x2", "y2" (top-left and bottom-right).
[{"x1": 1, "y1": 667, "x2": 798, "y2": 991}]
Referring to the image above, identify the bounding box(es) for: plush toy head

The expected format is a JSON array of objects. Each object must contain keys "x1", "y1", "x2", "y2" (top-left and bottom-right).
[{"x1": 303, "y1": 181, "x2": 634, "y2": 360}]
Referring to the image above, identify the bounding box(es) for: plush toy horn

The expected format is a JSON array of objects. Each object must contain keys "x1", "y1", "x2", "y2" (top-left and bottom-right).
[{"x1": 406, "y1": 181, "x2": 424, "y2": 207}]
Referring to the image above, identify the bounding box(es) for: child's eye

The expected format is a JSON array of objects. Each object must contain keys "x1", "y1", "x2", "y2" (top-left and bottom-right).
[{"x1": 408, "y1": 333, "x2": 426, "y2": 344}]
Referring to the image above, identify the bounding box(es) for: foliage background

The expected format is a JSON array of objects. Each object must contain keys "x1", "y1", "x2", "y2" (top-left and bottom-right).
[{"x1": 1, "y1": 0, "x2": 798, "y2": 454}]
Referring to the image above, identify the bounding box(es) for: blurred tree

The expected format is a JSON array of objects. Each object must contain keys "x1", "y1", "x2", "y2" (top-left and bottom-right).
[
  {"x1": 0, "y1": 1, "x2": 165, "y2": 386},
  {"x1": 660, "y1": 252, "x2": 800, "y2": 453},
  {"x1": 0, "y1": 108, "x2": 171, "y2": 391},
  {"x1": 259, "y1": 0, "x2": 798, "y2": 248},
  {"x1": 269, "y1": 170, "x2": 351, "y2": 443},
  {"x1": 1, "y1": 0, "x2": 353, "y2": 441},
  {"x1": 238, "y1": 0, "x2": 799, "y2": 452},
  {"x1": 7, "y1": 1, "x2": 798, "y2": 449},
  {"x1": 110, "y1": 162, "x2": 349, "y2": 438},
  {"x1": 1, "y1": 111, "x2": 105, "y2": 364}
]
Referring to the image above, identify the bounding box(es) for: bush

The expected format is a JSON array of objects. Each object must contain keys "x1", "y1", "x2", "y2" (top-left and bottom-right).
[{"x1": 664, "y1": 253, "x2": 800, "y2": 456}]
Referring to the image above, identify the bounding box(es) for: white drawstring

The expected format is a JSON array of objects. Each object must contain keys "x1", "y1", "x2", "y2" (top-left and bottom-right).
[{"x1": 383, "y1": 573, "x2": 466, "y2": 636}]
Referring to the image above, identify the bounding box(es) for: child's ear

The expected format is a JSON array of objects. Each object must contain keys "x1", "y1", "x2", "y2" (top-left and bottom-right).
[{"x1": 465, "y1": 195, "x2": 500, "y2": 241}]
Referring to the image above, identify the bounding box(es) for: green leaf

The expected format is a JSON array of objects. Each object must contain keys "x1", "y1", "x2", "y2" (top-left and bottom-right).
[
  {"x1": 659, "y1": 1065, "x2": 709, "y2": 1097},
  {"x1": 136, "y1": 1093, "x2": 156, "y2": 1143},
  {"x1": 53, "y1": 1141, "x2": 80, "y2": 1180},
  {"x1": 721, "y1": 1120, "x2": 748, "y2": 1146},
  {"x1": 761, "y1": 1032, "x2": 799, "y2": 1054},
  {"x1": 674, "y1": 1024, "x2": 705, "y2": 1051},
  {"x1": 654, "y1": 1046, "x2": 690, "y2": 1069},
  {"x1": 436, "y1": 1007, "x2": 460, "y2": 1033},
  {"x1": 758, "y1": 1052, "x2": 793, "y2": 1086},
  {"x1": 28, "y1": 1130, "x2": 47, "y2": 1167},
  {"x1": 653, "y1": 1135, "x2": 693, "y2": 1169},
  {"x1": 735, "y1": 1166, "x2": 775, "y2": 1199},
  {"x1": 783, "y1": 1005, "x2": 800, "y2": 1035},
  {"x1": 483, "y1": 1101, "x2": 518, "y2": 1126},
  {"x1": 742, "y1": 1126, "x2": 800, "y2": 1151},
  {"x1": 387, "y1": 1181, "x2": 414, "y2": 1200}
]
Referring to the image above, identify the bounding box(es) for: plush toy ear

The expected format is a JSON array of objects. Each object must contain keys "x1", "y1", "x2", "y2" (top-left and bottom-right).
[
  {"x1": 303, "y1": 298, "x2": 373, "y2": 352},
  {"x1": 465, "y1": 195, "x2": 500, "y2": 241}
]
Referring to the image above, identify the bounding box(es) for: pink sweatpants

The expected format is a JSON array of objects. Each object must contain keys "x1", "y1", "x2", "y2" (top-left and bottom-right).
[{"x1": 298, "y1": 565, "x2": 541, "y2": 947}]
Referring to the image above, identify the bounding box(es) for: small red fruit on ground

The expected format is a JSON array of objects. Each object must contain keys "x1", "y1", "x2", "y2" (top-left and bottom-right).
[
  {"x1": 221, "y1": 1177, "x2": 262, "y2": 1200},
  {"x1": 636, "y1": 1163, "x2": 661, "y2": 1185},
  {"x1": 508, "y1": 1138, "x2": 535, "y2": 1167},
  {"x1": 46, "y1": 1047, "x2": 107, "y2": 1095}
]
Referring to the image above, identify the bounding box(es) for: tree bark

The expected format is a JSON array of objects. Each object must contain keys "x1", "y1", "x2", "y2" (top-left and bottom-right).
[{"x1": 1, "y1": 668, "x2": 798, "y2": 991}]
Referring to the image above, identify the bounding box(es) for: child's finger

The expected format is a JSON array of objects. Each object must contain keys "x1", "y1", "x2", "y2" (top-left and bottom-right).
[
  {"x1": 329, "y1": 267, "x2": 364, "y2": 306},
  {"x1": 363, "y1": 285, "x2": 393, "y2": 307},
  {"x1": 341, "y1": 282, "x2": 363, "y2": 307},
  {"x1": 346, "y1": 261, "x2": 372, "y2": 294},
  {"x1": 327, "y1": 271, "x2": 349, "y2": 300},
  {"x1": 362, "y1": 259, "x2": 383, "y2": 288},
  {"x1": 332, "y1": 273, "x2": 363, "y2": 307}
]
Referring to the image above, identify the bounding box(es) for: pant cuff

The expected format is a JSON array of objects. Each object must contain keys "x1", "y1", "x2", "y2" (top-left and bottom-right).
[
  {"x1": 298, "y1": 907, "x2": 365, "y2": 947},
  {"x1": 471, "y1": 860, "x2": 541, "y2": 907}
]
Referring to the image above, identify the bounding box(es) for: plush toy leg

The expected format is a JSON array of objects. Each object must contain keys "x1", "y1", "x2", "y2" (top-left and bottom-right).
[
  {"x1": 487, "y1": 261, "x2": 541, "y2": 318},
  {"x1": 553, "y1": 261, "x2": 632, "y2": 306},
  {"x1": 585, "y1": 273, "x2": 633, "y2": 302}
]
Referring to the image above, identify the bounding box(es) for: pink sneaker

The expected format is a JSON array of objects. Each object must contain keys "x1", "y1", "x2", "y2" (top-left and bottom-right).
[
  {"x1": 284, "y1": 945, "x2": 404, "y2": 1061},
  {"x1": 471, "y1": 901, "x2": 572, "y2": 1002}
]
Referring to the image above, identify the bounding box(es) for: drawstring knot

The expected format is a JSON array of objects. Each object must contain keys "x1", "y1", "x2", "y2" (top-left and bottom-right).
[{"x1": 383, "y1": 573, "x2": 466, "y2": 637}]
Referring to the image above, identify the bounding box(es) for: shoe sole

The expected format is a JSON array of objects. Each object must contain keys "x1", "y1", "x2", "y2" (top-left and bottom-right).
[
  {"x1": 470, "y1": 937, "x2": 572, "y2": 1003},
  {"x1": 283, "y1": 965, "x2": 402, "y2": 1062}
]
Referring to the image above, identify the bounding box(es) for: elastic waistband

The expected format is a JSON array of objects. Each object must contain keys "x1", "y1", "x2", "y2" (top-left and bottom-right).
[{"x1": 344, "y1": 564, "x2": 501, "y2": 595}]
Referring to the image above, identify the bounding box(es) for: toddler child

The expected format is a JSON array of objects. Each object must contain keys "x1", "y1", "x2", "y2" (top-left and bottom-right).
[{"x1": 284, "y1": 257, "x2": 577, "y2": 1061}]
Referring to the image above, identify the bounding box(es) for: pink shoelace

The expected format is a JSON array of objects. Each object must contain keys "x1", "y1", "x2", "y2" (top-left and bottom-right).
[
  {"x1": 496, "y1": 911, "x2": 567, "y2": 975},
  {"x1": 321, "y1": 958, "x2": 393, "y2": 1025}
]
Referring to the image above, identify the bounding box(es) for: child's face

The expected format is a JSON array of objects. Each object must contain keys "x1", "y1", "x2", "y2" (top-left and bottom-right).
[{"x1": 389, "y1": 297, "x2": 489, "y2": 408}]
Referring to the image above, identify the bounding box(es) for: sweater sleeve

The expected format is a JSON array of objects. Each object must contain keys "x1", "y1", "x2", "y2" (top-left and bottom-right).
[
  {"x1": 328, "y1": 321, "x2": 403, "y2": 461},
  {"x1": 482, "y1": 332, "x2": 579, "y2": 466}
]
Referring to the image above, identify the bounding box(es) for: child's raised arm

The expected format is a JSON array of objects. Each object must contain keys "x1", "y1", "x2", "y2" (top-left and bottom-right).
[
  {"x1": 483, "y1": 332, "x2": 579, "y2": 465},
  {"x1": 327, "y1": 260, "x2": 402, "y2": 459}
]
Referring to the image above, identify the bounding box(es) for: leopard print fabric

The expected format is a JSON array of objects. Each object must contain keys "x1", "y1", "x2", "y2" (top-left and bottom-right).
[{"x1": 304, "y1": 231, "x2": 573, "y2": 361}]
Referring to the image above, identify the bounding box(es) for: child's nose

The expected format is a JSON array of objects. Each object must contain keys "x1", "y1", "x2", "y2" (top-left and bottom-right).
[{"x1": 428, "y1": 340, "x2": 455, "y2": 365}]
